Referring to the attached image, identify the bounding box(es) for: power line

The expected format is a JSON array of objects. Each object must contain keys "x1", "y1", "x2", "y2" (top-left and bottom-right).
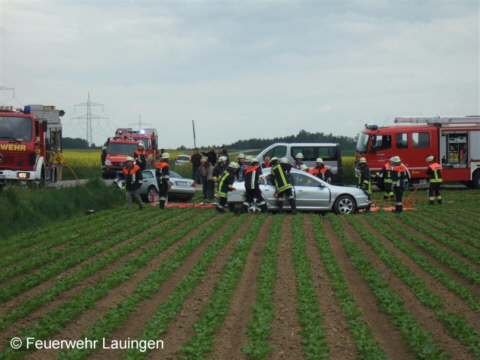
[{"x1": 71, "y1": 92, "x2": 108, "y2": 146}]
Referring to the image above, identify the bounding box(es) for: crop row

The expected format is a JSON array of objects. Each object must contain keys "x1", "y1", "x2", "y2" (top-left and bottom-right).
[
  {"x1": 0, "y1": 210, "x2": 135, "y2": 283},
  {"x1": 1, "y1": 210, "x2": 218, "y2": 359},
  {"x1": 309, "y1": 215, "x2": 387, "y2": 359},
  {"x1": 328, "y1": 214, "x2": 449, "y2": 359},
  {"x1": 0, "y1": 208, "x2": 187, "y2": 330},
  {"x1": 345, "y1": 215, "x2": 479, "y2": 357},
  {"x1": 380, "y1": 216, "x2": 479, "y2": 284},
  {"x1": 0, "y1": 209, "x2": 117, "y2": 259}
]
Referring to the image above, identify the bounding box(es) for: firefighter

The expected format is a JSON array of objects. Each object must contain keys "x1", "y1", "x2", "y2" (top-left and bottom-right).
[
  {"x1": 300, "y1": 164, "x2": 309, "y2": 172},
  {"x1": 391, "y1": 156, "x2": 408, "y2": 213},
  {"x1": 426, "y1": 155, "x2": 443, "y2": 205},
  {"x1": 292, "y1": 153, "x2": 304, "y2": 169},
  {"x1": 216, "y1": 162, "x2": 239, "y2": 213},
  {"x1": 123, "y1": 156, "x2": 144, "y2": 210},
  {"x1": 237, "y1": 153, "x2": 248, "y2": 180},
  {"x1": 213, "y1": 156, "x2": 227, "y2": 185},
  {"x1": 271, "y1": 157, "x2": 297, "y2": 214},
  {"x1": 375, "y1": 157, "x2": 395, "y2": 200},
  {"x1": 261, "y1": 155, "x2": 271, "y2": 169},
  {"x1": 155, "y1": 152, "x2": 171, "y2": 209},
  {"x1": 357, "y1": 157, "x2": 372, "y2": 213},
  {"x1": 134, "y1": 142, "x2": 147, "y2": 170},
  {"x1": 309, "y1": 158, "x2": 333, "y2": 183},
  {"x1": 242, "y1": 158, "x2": 268, "y2": 214}
]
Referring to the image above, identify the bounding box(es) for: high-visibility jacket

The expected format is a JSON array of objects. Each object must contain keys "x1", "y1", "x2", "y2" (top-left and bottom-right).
[
  {"x1": 155, "y1": 161, "x2": 170, "y2": 184},
  {"x1": 378, "y1": 163, "x2": 393, "y2": 183},
  {"x1": 271, "y1": 163, "x2": 293, "y2": 192},
  {"x1": 357, "y1": 164, "x2": 371, "y2": 195},
  {"x1": 309, "y1": 166, "x2": 333, "y2": 183},
  {"x1": 392, "y1": 164, "x2": 408, "y2": 187},
  {"x1": 213, "y1": 164, "x2": 225, "y2": 182},
  {"x1": 134, "y1": 149, "x2": 147, "y2": 164},
  {"x1": 217, "y1": 168, "x2": 235, "y2": 198},
  {"x1": 123, "y1": 164, "x2": 143, "y2": 191},
  {"x1": 244, "y1": 165, "x2": 263, "y2": 190},
  {"x1": 426, "y1": 163, "x2": 443, "y2": 183}
]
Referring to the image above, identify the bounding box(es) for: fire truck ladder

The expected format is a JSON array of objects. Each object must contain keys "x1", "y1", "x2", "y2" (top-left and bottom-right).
[{"x1": 394, "y1": 116, "x2": 480, "y2": 126}]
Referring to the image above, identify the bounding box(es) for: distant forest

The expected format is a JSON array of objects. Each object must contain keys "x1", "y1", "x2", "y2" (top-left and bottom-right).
[
  {"x1": 177, "y1": 130, "x2": 357, "y2": 151},
  {"x1": 63, "y1": 137, "x2": 99, "y2": 149}
]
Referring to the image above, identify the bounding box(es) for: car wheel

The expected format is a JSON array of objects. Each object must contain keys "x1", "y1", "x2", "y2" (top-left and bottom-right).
[
  {"x1": 147, "y1": 186, "x2": 159, "y2": 204},
  {"x1": 333, "y1": 195, "x2": 355, "y2": 215}
]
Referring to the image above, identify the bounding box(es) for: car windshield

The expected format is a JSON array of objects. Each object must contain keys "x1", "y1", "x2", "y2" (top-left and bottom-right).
[
  {"x1": 0, "y1": 116, "x2": 32, "y2": 141},
  {"x1": 356, "y1": 132, "x2": 369, "y2": 154},
  {"x1": 108, "y1": 142, "x2": 138, "y2": 155}
]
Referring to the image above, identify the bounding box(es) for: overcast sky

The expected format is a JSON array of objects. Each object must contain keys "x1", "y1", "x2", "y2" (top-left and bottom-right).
[{"x1": 1, "y1": 0, "x2": 478, "y2": 149}]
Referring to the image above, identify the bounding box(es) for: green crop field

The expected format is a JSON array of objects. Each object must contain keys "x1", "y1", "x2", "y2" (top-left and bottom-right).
[{"x1": 0, "y1": 189, "x2": 478, "y2": 359}]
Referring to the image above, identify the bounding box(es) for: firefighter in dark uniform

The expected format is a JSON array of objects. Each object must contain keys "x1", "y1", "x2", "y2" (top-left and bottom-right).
[
  {"x1": 155, "y1": 152, "x2": 171, "y2": 209},
  {"x1": 391, "y1": 156, "x2": 408, "y2": 213},
  {"x1": 134, "y1": 142, "x2": 147, "y2": 170},
  {"x1": 270, "y1": 157, "x2": 297, "y2": 214},
  {"x1": 309, "y1": 158, "x2": 333, "y2": 183},
  {"x1": 242, "y1": 158, "x2": 268, "y2": 214},
  {"x1": 376, "y1": 157, "x2": 395, "y2": 200},
  {"x1": 213, "y1": 156, "x2": 227, "y2": 186},
  {"x1": 426, "y1": 155, "x2": 443, "y2": 205},
  {"x1": 216, "y1": 162, "x2": 239, "y2": 213},
  {"x1": 123, "y1": 156, "x2": 144, "y2": 210},
  {"x1": 357, "y1": 157, "x2": 372, "y2": 213}
]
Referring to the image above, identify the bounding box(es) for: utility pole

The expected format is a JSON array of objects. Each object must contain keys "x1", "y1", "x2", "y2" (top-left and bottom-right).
[
  {"x1": 71, "y1": 92, "x2": 108, "y2": 146},
  {"x1": 192, "y1": 120, "x2": 197, "y2": 149}
]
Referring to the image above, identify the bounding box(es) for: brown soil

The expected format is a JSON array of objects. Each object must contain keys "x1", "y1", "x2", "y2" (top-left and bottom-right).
[
  {"x1": 267, "y1": 215, "x2": 303, "y2": 360},
  {"x1": 340, "y1": 217, "x2": 475, "y2": 359},
  {"x1": 303, "y1": 215, "x2": 359, "y2": 359},
  {"x1": 322, "y1": 218, "x2": 414, "y2": 360}
]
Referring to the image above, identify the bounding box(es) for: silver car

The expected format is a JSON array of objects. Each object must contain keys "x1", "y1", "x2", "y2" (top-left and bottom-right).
[
  {"x1": 227, "y1": 168, "x2": 369, "y2": 214},
  {"x1": 116, "y1": 169, "x2": 197, "y2": 203}
]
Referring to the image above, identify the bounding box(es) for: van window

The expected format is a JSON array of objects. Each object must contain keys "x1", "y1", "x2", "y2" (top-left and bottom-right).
[
  {"x1": 371, "y1": 135, "x2": 392, "y2": 151},
  {"x1": 264, "y1": 145, "x2": 287, "y2": 159},
  {"x1": 291, "y1": 147, "x2": 316, "y2": 161},
  {"x1": 396, "y1": 133, "x2": 408, "y2": 149},
  {"x1": 317, "y1": 147, "x2": 338, "y2": 160},
  {"x1": 413, "y1": 132, "x2": 430, "y2": 148}
]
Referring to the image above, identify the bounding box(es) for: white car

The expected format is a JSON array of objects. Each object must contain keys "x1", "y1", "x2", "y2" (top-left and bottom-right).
[
  {"x1": 227, "y1": 168, "x2": 369, "y2": 214},
  {"x1": 116, "y1": 169, "x2": 197, "y2": 203}
]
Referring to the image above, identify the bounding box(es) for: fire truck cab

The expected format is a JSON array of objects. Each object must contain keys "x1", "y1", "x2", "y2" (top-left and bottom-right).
[{"x1": 356, "y1": 116, "x2": 480, "y2": 189}]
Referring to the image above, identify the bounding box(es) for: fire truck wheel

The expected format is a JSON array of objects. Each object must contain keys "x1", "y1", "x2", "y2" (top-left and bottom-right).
[{"x1": 473, "y1": 171, "x2": 480, "y2": 190}]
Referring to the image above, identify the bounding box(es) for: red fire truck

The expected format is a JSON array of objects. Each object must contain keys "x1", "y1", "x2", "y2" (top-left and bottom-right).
[
  {"x1": 0, "y1": 104, "x2": 65, "y2": 186},
  {"x1": 356, "y1": 116, "x2": 480, "y2": 189},
  {"x1": 102, "y1": 128, "x2": 158, "y2": 179}
]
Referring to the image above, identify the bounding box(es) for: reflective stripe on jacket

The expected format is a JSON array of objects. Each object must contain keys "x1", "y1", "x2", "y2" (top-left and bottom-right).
[
  {"x1": 426, "y1": 163, "x2": 443, "y2": 183},
  {"x1": 271, "y1": 163, "x2": 293, "y2": 192}
]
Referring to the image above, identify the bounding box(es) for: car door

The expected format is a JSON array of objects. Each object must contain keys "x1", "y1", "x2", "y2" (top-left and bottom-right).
[
  {"x1": 141, "y1": 170, "x2": 158, "y2": 191},
  {"x1": 259, "y1": 176, "x2": 278, "y2": 207},
  {"x1": 291, "y1": 173, "x2": 331, "y2": 209}
]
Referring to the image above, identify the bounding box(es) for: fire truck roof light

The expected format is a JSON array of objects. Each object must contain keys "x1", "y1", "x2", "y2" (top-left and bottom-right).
[
  {"x1": 24, "y1": 105, "x2": 31, "y2": 114},
  {"x1": 140, "y1": 129, "x2": 145, "y2": 134},
  {"x1": 365, "y1": 123, "x2": 378, "y2": 130}
]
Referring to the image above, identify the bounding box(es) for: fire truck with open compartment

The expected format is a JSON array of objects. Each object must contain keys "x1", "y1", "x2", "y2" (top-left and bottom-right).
[
  {"x1": 356, "y1": 116, "x2": 480, "y2": 189},
  {"x1": 0, "y1": 104, "x2": 65, "y2": 186}
]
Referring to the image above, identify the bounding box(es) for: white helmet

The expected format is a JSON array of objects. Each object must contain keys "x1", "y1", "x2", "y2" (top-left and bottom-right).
[
  {"x1": 358, "y1": 157, "x2": 367, "y2": 164},
  {"x1": 392, "y1": 156, "x2": 401, "y2": 163},
  {"x1": 219, "y1": 156, "x2": 227, "y2": 162},
  {"x1": 125, "y1": 156, "x2": 134, "y2": 162},
  {"x1": 245, "y1": 155, "x2": 252, "y2": 161},
  {"x1": 238, "y1": 153, "x2": 245, "y2": 159},
  {"x1": 229, "y1": 161, "x2": 240, "y2": 169},
  {"x1": 271, "y1": 157, "x2": 279, "y2": 162},
  {"x1": 426, "y1": 156, "x2": 434, "y2": 162},
  {"x1": 295, "y1": 153, "x2": 304, "y2": 159},
  {"x1": 250, "y1": 158, "x2": 259, "y2": 164},
  {"x1": 281, "y1": 157, "x2": 289, "y2": 164},
  {"x1": 161, "y1": 152, "x2": 170, "y2": 159},
  {"x1": 138, "y1": 142, "x2": 144, "y2": 147},
  {"x1": 316, "y1": 158, "x2": 323, "y2": 163},
  {"x1": 300, "y1": 164, "x2": 309, "y2": 171}
]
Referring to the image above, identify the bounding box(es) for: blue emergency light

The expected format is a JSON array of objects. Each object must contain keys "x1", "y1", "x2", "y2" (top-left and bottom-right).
[
  {"x1": 24, "y1": 105, "x2": 31, "y2": 114},
  {"x1": 365, "y1": 123, "x2": 378, "y2": 130}
]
